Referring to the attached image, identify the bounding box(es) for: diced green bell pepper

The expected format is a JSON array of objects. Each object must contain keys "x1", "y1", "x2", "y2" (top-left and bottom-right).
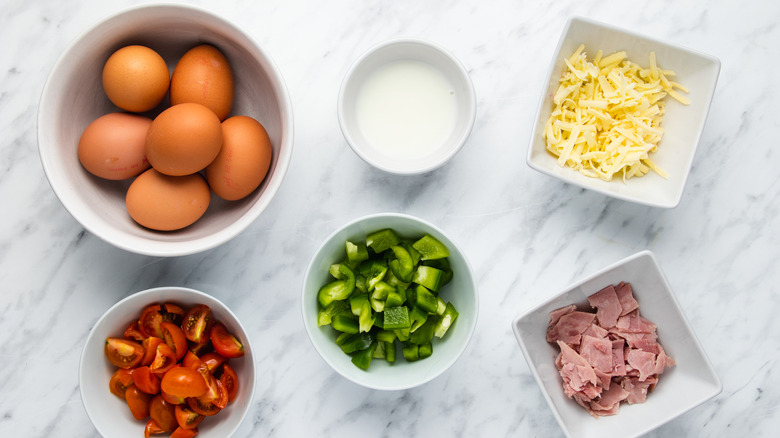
[
  {"x1": 412, "y1": 234, "x2": 450, "y2": 260},
  {"x1": 376, "y1": 330, "x2": 397, "y2": 343},
  {"x1": 385, "y1": 341, "x2": 396, "y2": 363},
  {"x1": 402, "y1": 241, "x2": 422, "y2": 266},
  {"x1": 340, "y1": 332, "x2": 374, "y2": 354},
  {"x1": 318, "y1": 279, "x2": 353, "y2": 308},
  {"x1": 367, "y1": 229, "x2": 400, "y2": 253},
  {"x1": 418, "y1": 342, "x2": 433, "y2": 359},
  {"x1": 384, "y1": 268, "x2": 410, "y2": 289},
  {"x1": 371, "y1": 281, "x2": 394, "y2": 300},
  {"x1": 402, "y1": 343, "x2": 419, "y2": 362},
  {"x1": 335, "y1": 332, "x2": 352, "y2": 345},
  {"x1": 389, "y1": 246, "x2": 414, "y2": 282},
  {"x1": 346, "y1": 240, "x2": 369, "y2": 264},
  {"x1": 385, "y1": 290, "x2": 404, "y2": 308},
  {"x1": 410, "y1": 316, "x2": 437, "y2": 345},
  {"x1": 332, "y1": 314, "x2": 359, "y2": 334},
  {"x1": 423, "y1": 258, "x2": 453, "y2": 285},
  {"x1": 372, "y1": 341, "x2": 386, "y2": 359},
  {"x1": 382, "y1": 306, "x2": 410, "y2": 330},
  {"x1": 434, "y1": 302, "x2": 459, "y2": 338},
  {"x1": 412, "y1": 265, "x2": 444, "y2": 292},
  {"x1": 370, "y1": 297, "x2": 385, "y2": 313},
  {"x1": 317, "y1": 300, "x2": 350, "y2": 326},
  {"x1": 414, "y1": 285, "x2": 439, "y2": 314},
  {"x1": 351, "y1": 341, "x2": 377, "y2": 370},
  {"x1": 409, "y1": 305, "x2": 428, "y2": 332}
]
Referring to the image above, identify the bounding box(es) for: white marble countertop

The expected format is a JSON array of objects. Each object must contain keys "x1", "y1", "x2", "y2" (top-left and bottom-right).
[{"x1": 2, "y1": 0, "x2": 779, "y2": 436}]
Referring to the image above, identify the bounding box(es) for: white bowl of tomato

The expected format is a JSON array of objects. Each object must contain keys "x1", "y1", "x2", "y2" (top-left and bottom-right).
[{"x1": 79, "y1": 287, "x2": 255, "y2": 438}]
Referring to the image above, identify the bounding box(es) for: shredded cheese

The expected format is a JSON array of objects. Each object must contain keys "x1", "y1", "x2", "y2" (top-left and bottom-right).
[{"x1": 543, "y1": 45, "x2": 689, "y2": 181}]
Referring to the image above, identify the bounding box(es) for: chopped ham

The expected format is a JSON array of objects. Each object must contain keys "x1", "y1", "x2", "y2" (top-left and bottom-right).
[
  {"x1": 615, "y1": 282, "x2": 639, "y2": 316},
  {"x1": 587, "y1": 284, "x2": 622, "y2": 328},
  {"x1": 548, "y1": 282, "x2": 674, "y2": 418},
  {"x1": 546, "y1": 311, "x2": 596, "y2": 345}
]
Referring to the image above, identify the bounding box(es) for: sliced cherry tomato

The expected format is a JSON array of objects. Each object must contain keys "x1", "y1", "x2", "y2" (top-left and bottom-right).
[
  {"x1": 219, "y1": 364, "x2": 239, "y2": 402},
  {"x1": 188, "y1": 339, "x2": 212, "y2": 356},
  {"x1": 189, "y1": 372, "x2": 227, "y2": 415},
  {"x1": 170, "y1": 426, "x2": 198, "y2": 438},
  {"x1": 105, "y1": 337, "x2": 144, "y2": 369},
  {"x1": 133, "y1": 366, "x2": 161, "y2": 395},
  {"x1": 161, "y1": 389, "x2": 186, "y2": 406},
  {"x1": 141, "y1": 337, "x2": 165, "y2": 366},
  {"x1": 149, "y1": 394, "x2": 178, "y2": 431},
  {"x1": 199, "y1": 352, "x2": 227, "y2": 373},
  {"x1": 162, "y1": 303, "x2": 186, "y2": 324},
  {"x1": 210, "y1": 322, "x2": 244, "y2": 358},
  {"x1": 125, "y1": 384, "x2": 152, "y2": 421},
  {"x1": 181, "y1": 305, "x2": 213, "y2": 344},
  {"x1": 144, "y1": 419, "x2": 166, "y2": 438},
  {"x1": 182, "y1": 351, "x2": 202, "y2": 369},
  {"x1": 175, "y1": 404, "x2": 205, "y2": 430},
  {"x1": 161, "y1": 367, "x2": 208, "y2": 399},
  {"x1": 109, "y1": 368, "x2": 134, "y2": 399},
  {"x1": 124, "y1": 320, "x2": 148, "y2": 342},
  {"x1": 187, "y1": 394, "x2": 222, "y2": 417},
  {"x1": 161, "y1": 322, "x2": 188, "y2": 361},
  {"x1": 139, "y1": 304, "x2": 164, "y2": 338},
  {"x1": 149, "y1": 343, "x2": 177, "y2": 375}
]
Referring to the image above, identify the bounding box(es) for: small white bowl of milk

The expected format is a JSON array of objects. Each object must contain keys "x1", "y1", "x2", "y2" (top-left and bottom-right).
[{"x1": 338, "y1": 38, "x2": 476, "y2": 174}]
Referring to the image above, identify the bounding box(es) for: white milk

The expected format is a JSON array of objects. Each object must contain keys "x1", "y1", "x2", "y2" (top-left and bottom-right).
[{"x1": 355, "y1": 60, "x2": 458, "y2": 160}]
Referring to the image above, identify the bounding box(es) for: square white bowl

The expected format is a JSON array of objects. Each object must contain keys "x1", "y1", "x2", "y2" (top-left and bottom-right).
[
  {"x1": 527, "y1": 17, "x2": 720, "y2": 208},
  {"x1": 512, "y1": 250, "x2": 721, "y2": 438}
]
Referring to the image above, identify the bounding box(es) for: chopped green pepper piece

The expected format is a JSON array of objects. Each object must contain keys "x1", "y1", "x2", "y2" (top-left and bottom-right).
[
  {"x1": 385, "y1": 290, "x2": 404, "y2": 308},
  {"x1": 367, "y1": 229, "x2": 400, "y2": 253},
  {"x1": 418, "y1": 342, "x2": 433, "y2": 359},
  {"x1": 412, "y1": 234, "x2": 449, "y2": 260},
  {"x1": 351, "y1": 341, "x2": 377, "y2": 370},
  {"x1": 434, "y1": 302, "x2": 459, "y2": 338},
  {"x1": 346, "y1": 240, "x2": 369, "y2": 264},
  {"x1": 402, "y1": 241, "x2": 422, "y2": 266},
  {"x1": 355, "y1": 275, "x2": 367, "y2": 293},
  {"x1": 423, "y1": 258, "x2": 453, "y2": 285},
  {"x1": 382, "y1": 306, "x2": 410, "y2": 330},
  {"x1": 317, "y1": 300, "x2": 350, "y2": 327},
  {"x1": 364, "y1": 261, "x2": 388, "y2": 292},
  {"x1": 436, "y1": 296, "x2": 447, "y2": 315},
  {"x1": 409, "y1": 305, "x2": 428, "y2": 332},
  {"x1": 412, "y1": 265, "x2": 444, "y2": 292},
  {"x1": 384, "y1": 268, "x2": 410, "y2": 289},
  {"x1": 410, "y1": 316, "x2": 437, "y2": 345},
  {"x1": 372, "y1": 341, "x2": 386, "y2": 359},
  {"x1": 318, "y1": 280, "x2": 352, "y2": 308},
  {"x1": 402, "y1": 343, "x2": 419, "y2": 362},
  {"x1": 370, "y1": 297, "x2": 385, "y2": 313},
  {"x1": 385, "y1": 341, "x2": 396, "y2": 363},
  {"x1": 371, "y1": 281, "x2": 394, "y2": 300},
  {"x1": 414, "y1": 285, "x2": 439, "y2": 314},
  {"x1": 376, "y1": 330, "x2": 397, "y2": 343},
  {"x1": 335, "y1": 332, "x2": 352, "y2": 345},
  {"x1": 341, "y1": 332, "x2": 374, "y2": 354},
  {"x1": 394, "y1": 328, "x2": 410, "y2": 342},
  {"x1": 373, "y1": 312, "x2": 384, "y2": 328},
  {"x1": 389, "y1": 246, "x2": 414, "y2": 282},
  {"x1": 332, "y1": 314, "x2": 359, "y2": 334},
  {"x1": 350, "y1": 294, "x2": 368, "y2": 316}
]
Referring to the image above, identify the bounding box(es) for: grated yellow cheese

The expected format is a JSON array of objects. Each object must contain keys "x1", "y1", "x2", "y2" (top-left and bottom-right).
[{"x1": 543, "y1": 45, "x2": 689, "y2": 181}]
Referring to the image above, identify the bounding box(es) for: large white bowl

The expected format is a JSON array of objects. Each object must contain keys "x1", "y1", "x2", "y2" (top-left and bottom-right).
[
  {"x1": 80, "y1": 286, "x2": 255, "y2": 438},
  {"x1": 512, "y1": 250, "x2": 721, "y2": 438},
  {"x1": 338, "y1": 39, "x2": 476, "y2": 175},
  {"x1": 527, "y1": 17, "x2": 720, "y2": 208},
  {"x1": 38, "y1": 4, "x2": 293, "y2": 256},
  {"x1": 302, "y1": 213, "x2": 479, "y2": 390}
]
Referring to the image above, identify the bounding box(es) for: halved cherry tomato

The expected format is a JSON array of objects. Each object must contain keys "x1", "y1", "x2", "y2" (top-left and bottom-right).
[
  {"x1": 133, "y1": 366, "x2": 161, "y2": 395},
  {"x1": 161, "y1": 322, "x2": 188, "y2": 361},
  {"x1": 161, "y1": 303, "x2": 186, "y2": 324},
  {"x1": 141, "y1": 337, "x2": 164, "y2": 366},
  {"x1": 139, "y1": 304, "x2": 164, "y2": 338},
  {"x1": 189, "y1": 374, "x2": 228, "y2": 416},
  {"x1": 149, "y1": 343, "x2": 177, "y2": 375},
  {"x1": 124, "y1": 320, "x2": 148, "y2": 342},
  {"x1": 105, "y1": 338, "x2": 144, "y2": 369},
  {"x1": 188, "y1": 340, "x2": 212, "y2": 356},
  {"x1": 175, "y1": 404, "x2": 205, "y2": 430},
  {"x1": 161, "y1": 367, "x2": 208, "y2": 399},
  {"x1": 170, "y1": 426, "x2": 198, "y2": 438},
  {"x1": 182, "y1": 351, "x2": 202, "y2": 369},
  {"x1": 161, "y1": 389, "x2": 186, "y2": 406},
  {"x1": 199, "y1": 352, "x2": 227, "y2": 373},
  {"x1": 109, "y1": 368, "x2": 134, "y2": 399},
  {"x1": 149, "y1": 394, "x2": 178, "y2": 431},
  {"x1": 187, "y1": 394, "x2": 222, "y2": 417},
  {"x1": 144, "y1": 419, "x2": 165, "y2": 438},
  {"x1": 219, "y1": 364, "x2": 239, "y2": 402},
  {"x1": 181, "y1": 305, "x2": 213, "y2": 344},
  {"x1": 125, "y1": 384, "x2": 152, "y2": 420},
  {"x1": 210, "y1": 322, "x2": 244, "y2": 358}
]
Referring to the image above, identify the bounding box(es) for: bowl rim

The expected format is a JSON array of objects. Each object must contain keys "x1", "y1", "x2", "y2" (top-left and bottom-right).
[
  {"x1": 36, "y1": 3, "x2": 294, "y2": 257},
  {"x1": 78, "y1": 286, "x2": 256, "y2": 437},
  {"x1": 511, "y1": 250, "x2": 722, "y2": 437},
  {"x1": 337, "y1": 37, "x2": 477, "y2": 175},
  {"x1": 525, "y1": 16, "x2": 721, "y2": 209},
  {"x1": 300, "y1": 212, "x2": 479, "y2": 390}
]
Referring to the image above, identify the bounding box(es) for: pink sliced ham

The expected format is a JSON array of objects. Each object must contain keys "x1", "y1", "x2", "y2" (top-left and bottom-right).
[
  {"x1": 587, "y1": 284, "x2": 622, "y2": 328},
  {"x1": 548, "y1": 281, "x2": 674, "y2": 418}
]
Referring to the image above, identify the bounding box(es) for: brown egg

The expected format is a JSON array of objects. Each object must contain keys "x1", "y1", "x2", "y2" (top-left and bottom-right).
[
  {"x1": 145, "y1": 103, "x2": 223, "y2": 176},
  {"x1": 170, "y1": 44, "x2": 234, "y2": 121},
  {"x1": 77, "y1": 112, "x2": 152, "y2": 180},
  {"x1": 126, "y1": 168, "x2": 211, "y2": 231},
  {"x1": 206, "y1": 116, "x2": 273, "y2": 201},
  {"x1": 102, "y1": 45, "x2": 170, "y2": 113}
]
